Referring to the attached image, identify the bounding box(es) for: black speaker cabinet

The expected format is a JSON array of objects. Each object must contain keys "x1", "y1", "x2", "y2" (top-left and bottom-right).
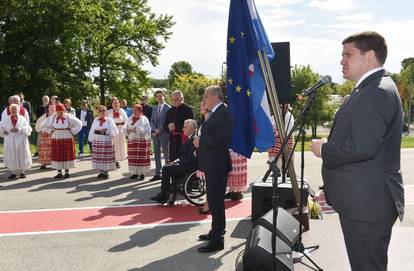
[
  {"x1": 243, "y1": 224, "x2": 293, "y2": 271},
  {"x1": 270, "y1": 42, "x2": 292, "y2": 104},
  {"x1": 251, "y1": 178, "x2": 309, "y2": 222},
  {"x1": 254, "y1": 208, "x2": 301, "y2": 248}
]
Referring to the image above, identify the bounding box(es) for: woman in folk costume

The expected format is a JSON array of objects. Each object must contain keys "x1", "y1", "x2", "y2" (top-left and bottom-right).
[
  {"x1": 88, "y1": 105, "x2": 118, "y2": 178},
  {"x1": 123, "y1": 104, "x2": 151, "y2": 180},
  {"x1": 226, "y1": 150, "x2": 248, "y2": 201},
  {"x1": 42, "y1": 103, "x2": 82, "y2": 178},
  {"x1": 108, "y1": 98, "x2": 128, "y2": 168},
  {"x1": 0, "y1": 104, "x2": 32, "y2": 179},
  {"x1": 1, "y1": 95, "x2": 30, "y2": 123},
  {"x1": 35, "y1": 104, "x2": 55, "y2": 170}
]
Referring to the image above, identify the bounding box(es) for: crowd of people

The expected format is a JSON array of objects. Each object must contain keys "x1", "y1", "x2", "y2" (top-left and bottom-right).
[{"x1": 0, "y1": 87, "x2": 252, "y2": 253}]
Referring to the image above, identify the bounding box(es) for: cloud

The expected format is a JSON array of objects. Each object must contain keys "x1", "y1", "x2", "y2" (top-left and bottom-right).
[
  {"x1": 334, "y1": 12, "x2": 375, "y2": 21},
  {"x1": 307, "y1": 0, "x2": 358, "y2": 12}
]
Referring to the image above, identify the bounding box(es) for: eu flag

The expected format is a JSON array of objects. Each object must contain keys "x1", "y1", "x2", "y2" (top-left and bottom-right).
[{"x1": 226, "y1": 0, "x2": 275, "y2": 158}]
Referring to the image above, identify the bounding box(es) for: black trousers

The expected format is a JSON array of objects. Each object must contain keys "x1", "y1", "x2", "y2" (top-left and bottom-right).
[
  {"x1": 160, "y1": 164, "x2": 191, "y2": 197},
  {"x1": 205, "y1": 172, "x2": 229, "y2": 243},
  {"x1": 339, "y1": 215, "x2": 397, "y2": 271}
]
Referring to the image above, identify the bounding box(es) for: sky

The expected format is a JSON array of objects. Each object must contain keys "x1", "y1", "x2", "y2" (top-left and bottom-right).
[{"x1": 144, "y1": 0, "x2": 414, "y2": 84}]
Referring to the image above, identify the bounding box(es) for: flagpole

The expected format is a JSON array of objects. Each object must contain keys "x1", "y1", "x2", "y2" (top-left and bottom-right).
[{"x1": 257, "y1": 49, "x2": 301, "y2": 206}]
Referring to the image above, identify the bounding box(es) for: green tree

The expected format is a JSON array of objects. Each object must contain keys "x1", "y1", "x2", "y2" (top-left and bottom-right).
[
  {"x1": 291, "y1": 65, "x2": 335, "y2": 138},
  {"x1": 168, "y1": 60, "x2": 193, "y2": 88},
  {"x1": 399, "y1": 57, "x2": 414, "y2": 127},
  {"x1": 335, "y1": 80, "x2": 355, "y2": 97},
  {"x1": 169, "y1": 73, "x2": 218, "y2": 119}
]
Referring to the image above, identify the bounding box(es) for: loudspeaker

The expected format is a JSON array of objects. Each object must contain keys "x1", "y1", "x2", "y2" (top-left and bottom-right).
[
  {"x1": 243, "y1": 224, "x2": 293, "y2": 271},
  {"x1": 254, "y1": 208, "x2": 301, "y2": 248},
  {"x1": 251, "y1": 178, "x2": 309, "y2": 222},
  {"x1": 270, "y1": 42, "x2": 292, "y2": 104}
]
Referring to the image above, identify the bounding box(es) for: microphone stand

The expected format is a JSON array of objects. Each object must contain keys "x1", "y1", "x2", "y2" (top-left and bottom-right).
[{"x1": 262, "y1": 91, "x2": 323, "y2": 271}]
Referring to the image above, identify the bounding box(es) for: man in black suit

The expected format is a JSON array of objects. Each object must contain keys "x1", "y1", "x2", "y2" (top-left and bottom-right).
[
  {"x1": 150, "y1": 119, "x2": 198, "y2": 206},
  {"x1": 311, "y1": 31, "x2": 404, "y2": 271},
  {"x1": 76, "y1": 100, "x2": 94, "y2": 156},
  {"x1": 194, "y1": 85, "x2": 233, "y2": 253},
  {"x1": 17, "y1": 92, "x2": 32, "y2": 119}
]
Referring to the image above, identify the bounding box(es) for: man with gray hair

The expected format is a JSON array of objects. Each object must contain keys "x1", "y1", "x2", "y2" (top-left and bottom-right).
[
  {"x1": 164, "y1": 90, "x2": 194, "y2": 162},
  {"x1": 194, "y1": 85, "x2": 233, "y2": 253},
  {"x1": 150, "y1": 118, "x2": 198, "y2": 206}
]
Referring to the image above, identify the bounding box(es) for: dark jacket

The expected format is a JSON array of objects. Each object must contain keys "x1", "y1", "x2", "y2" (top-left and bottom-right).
[
  {"x1": 178, "y1": 134, "x2": 197, "y2": 169},
  {"x1": 197, "y1": 104, "x2": 233, "y2": 174},
  {"x1": 76, "y1": 108, "x2": 94, "y2": 129},
  {"x1": 322, "y1": 69, "x2": 404, "y2": 222}
]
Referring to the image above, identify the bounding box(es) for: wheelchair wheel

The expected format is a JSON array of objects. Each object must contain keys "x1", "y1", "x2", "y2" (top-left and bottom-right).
[{"x1": 183, "y1": 171, "x2": 206, "y2": 206}]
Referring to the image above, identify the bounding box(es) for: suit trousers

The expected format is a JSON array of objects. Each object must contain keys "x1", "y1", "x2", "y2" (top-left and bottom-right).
[
  {"x1": 205, "y1": 172, "x2": 229, "y2": 243},
  {"x1": 153, "y1": 133, "x2": 169, "y2": 176},
  {"x1": 160, "y1": 164, "x2": 191, "y2": 197},
  {"x1": 339, "y1": 215, "x2": 396, "y2": 271}
]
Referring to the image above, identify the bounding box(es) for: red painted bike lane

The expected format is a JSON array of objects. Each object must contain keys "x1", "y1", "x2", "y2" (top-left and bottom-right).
[{"x1": 0, "y1": 199, "x2": 251, "y2": 236}]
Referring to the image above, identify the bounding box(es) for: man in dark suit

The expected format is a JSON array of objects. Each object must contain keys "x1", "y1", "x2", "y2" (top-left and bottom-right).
[
  {"x1": 194, "y1": 85, "x2": 233, "y2": 253},
  {"x1": 149, "y1": 90, "x2": 170, "y2": 181},
  {"x1": 141, "y1": 95, "x2": 153, "y2": 121},
  {"x1": 150, "y1": 119, "x2": 197, "y2": 205},
  {"x1": 76, "y1": 100, "x2": 94, "y2": 156},
  {"x1": 18, "y1": 92, "x2": 32, "y2": 119},
  {"x1": 311, "y1": 31, "x2": 404, "y2": 271}
]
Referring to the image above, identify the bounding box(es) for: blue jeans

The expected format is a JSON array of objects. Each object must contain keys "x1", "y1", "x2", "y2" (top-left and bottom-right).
[{"x1": 78, "y1": 126, "x2": 91, "y2": 153}]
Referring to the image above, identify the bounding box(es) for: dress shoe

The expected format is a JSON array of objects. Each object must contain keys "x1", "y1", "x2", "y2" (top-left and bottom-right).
[
  {"x1": 139, "y1": 174, "x2": 145, "y2": 180},
  {"x1": 149, "y1": 175, "x2": 162, "y2": 182},
  {"x1": 8, "y1": 174, "x2": 17, "y2": 179},
  {"x1": 319, "y1": 185, "x2": 325, "y2": 190},
  {"x1": 231, "y1": 192, "x2": 243, "y2": 201},
  {"x1": 164, "y1": 192, "x2": 176, "y2": 207},
  {"x1": 224, "y1": 192, "x2": 233, "y2": 199},
  {"x1": 20, "y1": 173, "x2": 26, "y2": 178},
  {"x1": 64, "y1": 173, "x2": 70, "y2": 178},
  {"x1": 130, "y1": 174, "x2": 139, "y2": 179},
  {"x1": 198, "y1": 241, "x2": 224, "y2": 253},
  {"x1": 198, "y1": 207, "x2": 210, "y2": 215},
  {"x1": 198, "y1": 231, "x2": 226, "y2": 241},
  {"x1": 116, "y1": 162, "x2": 120, "y2": 169},
  {"x1": 39, "y1": 165, "x2": 47, "y2": 170},
  {"x1": 54, "y1": 173, "x2": 63, "y2": 179}
]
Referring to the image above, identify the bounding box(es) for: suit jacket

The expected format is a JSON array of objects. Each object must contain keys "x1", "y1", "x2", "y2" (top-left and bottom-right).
[
  {"x1": 150, "y1": 103, "x2": 170, "y2": 135},
  {"x1": 76, "y1": 108, "x2": 94, "y2": 129},
  {"x1": 198, "y1": 104, "x2": 233, "y2": 174},
  {"x1": 321, "y1": 69, "x2": 404, "y2": 222},
  {"x1": 178, "y1": 134, "x2": 197, "y2": 169}
]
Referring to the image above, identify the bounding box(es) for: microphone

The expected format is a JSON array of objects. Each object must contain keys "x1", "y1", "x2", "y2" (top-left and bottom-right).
[{"x1": 301, "y1": 75, "x2": 332, "y2": 96}]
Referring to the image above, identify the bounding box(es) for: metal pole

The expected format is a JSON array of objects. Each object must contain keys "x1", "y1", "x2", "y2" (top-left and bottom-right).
[{"x1": 257, "y1": 49, "x2": 301, "y2": 205}]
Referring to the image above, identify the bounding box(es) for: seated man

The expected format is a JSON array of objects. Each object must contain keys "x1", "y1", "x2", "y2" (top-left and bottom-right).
[{"x1": 150, "y1": 119, "x2": 197, "y2": 206}]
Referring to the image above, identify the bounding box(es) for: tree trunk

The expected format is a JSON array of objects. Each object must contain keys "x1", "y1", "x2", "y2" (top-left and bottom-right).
[{"x1": 99, "y1": 65, "x2": 105, "y2": 105}]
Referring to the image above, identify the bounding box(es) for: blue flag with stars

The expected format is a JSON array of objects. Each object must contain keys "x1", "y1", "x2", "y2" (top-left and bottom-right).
[{"x1": 226, "y1": 0, "x2": 275, "y2": 158}]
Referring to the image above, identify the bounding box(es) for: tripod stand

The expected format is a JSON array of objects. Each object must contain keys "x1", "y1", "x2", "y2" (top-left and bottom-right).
[{"x1": 262, "y1": 91, "x2": 323, "y2": 271}]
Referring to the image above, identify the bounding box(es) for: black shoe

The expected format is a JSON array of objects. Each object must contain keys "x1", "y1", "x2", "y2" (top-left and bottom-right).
[
  {"x1": 20, "y1": 173, "x2": 26, "y2": 178},
  {"x1": 319, "y1": 185, "x2": 325, "y2": 190},
  {"x1": 130, "y1": 174, "x2": 139, "y2": 179},
  {"x1": 54, "y1": 173, "x2": 63, "y2": 179},
  {"x1": 198, "y1": 241, "x2": 224, "y2": 253},
  {"x1": 198, "y1": 231, "x2": 226, "y2": 241},
  {"x1": 164, "y1": 193, "x2": 176, "y2": 207},
  {"x1": 150, "y1": 193, "x2": 165, "y2": 203},
  {"x1": 103, "y1": 172, "x2": 109, "y2": 178},
  {"x1": 33, "y1": 152, "x2": 39, "y2": 157},
  {"x1": 97, "y1": 172, "x2": 105, "y2": 178},
  {"x1": 116, "y1": 162, "x2": 120, "y2": 169},
  {"x1": 198, "y1": 208, "x2": 210, "y2": 215},
  {"x1": 64, "y1": 173, "x2": 70, "y2": 178},
  {"x1": 139, "y1": 174, "x2": 145, "y2": 180},
  {"x1": 39, "y1": 165, "x2": 47, "y2": 170},
  {"x1": 149, "y1": 175, "x2": 162, "y2": 182},
  {"x1": 8, "y1": 174, "x2": 17, "y2": 179},
  {"x1": 224, "y1": 192, "x2": 233, "y2": 199},
  {"x1": 231, "y1": 192, "x2": 243, "y2": 201}
]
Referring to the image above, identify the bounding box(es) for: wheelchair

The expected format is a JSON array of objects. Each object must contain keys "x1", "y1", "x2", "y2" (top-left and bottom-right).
[{"x1": 175, "y1": 170, "x2": 207, "y2": 206}]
